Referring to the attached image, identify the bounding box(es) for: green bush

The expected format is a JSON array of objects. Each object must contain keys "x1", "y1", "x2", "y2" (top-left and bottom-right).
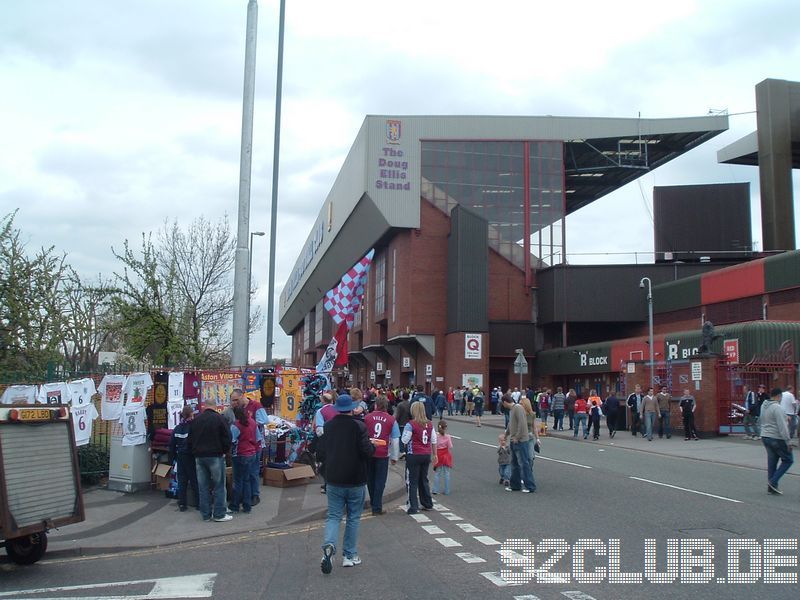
[{"x1": 77, "y1": 444, "x2": 109, "y2": 485}]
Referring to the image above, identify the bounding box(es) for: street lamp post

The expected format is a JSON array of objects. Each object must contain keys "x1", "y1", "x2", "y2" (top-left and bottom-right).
[
  {"x1": 640, "y1": 277, "x2": 654, "y2": 387},
  {"x1": 247, "y1": 231, "x2": 265, "y2": 362}
]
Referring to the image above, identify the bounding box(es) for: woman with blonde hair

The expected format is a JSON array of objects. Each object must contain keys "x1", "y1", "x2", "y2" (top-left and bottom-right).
[{"x1": 400, "y1": 401, "x2": 438, "y2": 514}]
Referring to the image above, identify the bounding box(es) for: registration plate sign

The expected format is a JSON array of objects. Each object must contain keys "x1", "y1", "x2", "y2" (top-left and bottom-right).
[{"x1": 18, "y1": 409, "x2": 54, "y2": 422}]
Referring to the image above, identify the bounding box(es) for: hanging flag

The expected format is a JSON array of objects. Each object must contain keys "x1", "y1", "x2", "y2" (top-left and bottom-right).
[
  {"x1": 316, "y1": 249, "x2": 375, "y2": 381},
  {"x1": 323, "y1": 249, "x2": 375, "y2": 329}
]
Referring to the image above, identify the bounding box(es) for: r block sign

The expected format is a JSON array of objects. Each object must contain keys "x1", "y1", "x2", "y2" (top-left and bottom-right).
[
  {"x1": 723, "y1": 339, "x2": 740, "y2": 364},
  {"x1": 465, "y1": 334, "x2": 482, "y2": 359}
]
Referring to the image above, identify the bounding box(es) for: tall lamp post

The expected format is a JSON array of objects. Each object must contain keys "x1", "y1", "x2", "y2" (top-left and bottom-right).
[
  {"x1": 247, "y1": 231, "x2": 265, "y2": 362},
  {"x1": 639, "y1": 277, "x2": 654, "y2": 387}
]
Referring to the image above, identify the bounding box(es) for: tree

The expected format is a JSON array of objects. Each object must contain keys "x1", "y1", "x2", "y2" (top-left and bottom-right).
[
  {"x1": 0, "y1": 212, "x2": 70, "y2": 378},
  {"x1": 111, "y1": 233, "x2": 184, "y2": 366},
  {"x1": 111, "y1": 216, "x2": 253, "y2": 368},
  {"x1": 60, "y1": 271, "x2": 116, "y2": 372},
  {"x1": 158, "y1": 217, "x2": 236, "y2": 367}
]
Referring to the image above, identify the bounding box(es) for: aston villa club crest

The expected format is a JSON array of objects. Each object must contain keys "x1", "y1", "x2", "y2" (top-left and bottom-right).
[{"x1": 386, "y1": 119, "x2": 401, "y2": 144}]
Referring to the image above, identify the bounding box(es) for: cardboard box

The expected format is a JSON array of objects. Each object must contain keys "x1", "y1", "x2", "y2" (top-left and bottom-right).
[
  {"x1": 263, "y1": 464, "x2": 316, "y2": 488},
  {"x1": 152, "y1": 463, "x2": 172, "y2": 491}
]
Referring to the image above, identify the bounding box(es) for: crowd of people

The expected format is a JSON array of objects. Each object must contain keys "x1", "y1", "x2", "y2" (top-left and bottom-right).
[
  {"x1": 168, "y1": 388, "x2": 269, "y2": 522},
  {"x1": 168, "y1": 378, "x2": 798, "y2": 574}
]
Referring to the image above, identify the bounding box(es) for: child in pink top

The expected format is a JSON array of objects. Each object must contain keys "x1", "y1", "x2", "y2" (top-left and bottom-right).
[{"x1": 433, "y1": 420, "x2": 453, "y2": 495}]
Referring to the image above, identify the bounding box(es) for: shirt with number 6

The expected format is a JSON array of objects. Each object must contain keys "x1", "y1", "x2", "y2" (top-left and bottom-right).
[
  {"x1": 71, "y1": 402, "x2": 99, "y2": 447},
  {"x1": 401, "y1": 421, "x2": 437, "y2": 455}
]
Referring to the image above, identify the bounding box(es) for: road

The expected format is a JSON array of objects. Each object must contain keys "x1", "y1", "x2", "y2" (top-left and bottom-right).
[{"x1": 2, "y1": 419, "x2": 799, "y2": 599}]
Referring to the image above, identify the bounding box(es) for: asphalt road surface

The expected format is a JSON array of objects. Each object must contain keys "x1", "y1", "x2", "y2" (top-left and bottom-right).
[{"x1": 2, "y1": 419, "x2": 799, "y2": 600}]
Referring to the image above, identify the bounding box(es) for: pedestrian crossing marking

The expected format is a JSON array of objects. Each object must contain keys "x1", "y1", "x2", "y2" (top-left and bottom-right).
[
  {"x1": 457, "y1": 523, "x2": 481, "y2": 533},
  {"x1": 479, "y1": 572, "x2": 524, "y2": 587},
  {"x1": 455, "y1": 552, "x2": 486, "y2": 564},
  {"x1": 421, "y1": 525, "x2": 445, "y2": 535},
  {"x1": 561, "y1": 592, "x2": 598, "y2": 600},
  {"x1": 497, "y1": 548, "x2": 527, "y2": 562},
  {"x1": 409, "y1": 513, "x2": 431, "y2": 523},
  {"x1": 436, "y1": 537, "x2": 462, "y2": 548},
  {"x1": 475, "y1": 535, "x2": 501, "y2": 545},
  {"x1": 513, "y1": 596, "x2": 542, "y2": 600},
  {"x1": 432, "y1": 503, "x2": 449, "y2": 511},
  {"x1": 456, "y1": 552, "x2": 486, "y2": 564},
  {"x1": 440, "y1": 512, "x2": 463, "y2": 521}
]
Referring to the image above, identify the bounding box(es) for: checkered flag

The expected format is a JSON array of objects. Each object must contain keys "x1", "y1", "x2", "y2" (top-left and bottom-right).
[{"x1": 323, "y1": 249, "x2": 375, "y2": 329}]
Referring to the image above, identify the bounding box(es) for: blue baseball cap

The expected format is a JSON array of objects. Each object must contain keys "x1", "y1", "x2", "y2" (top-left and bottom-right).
[{"x1": 334, "y1": 394, "x2": 356, "y2": 412}]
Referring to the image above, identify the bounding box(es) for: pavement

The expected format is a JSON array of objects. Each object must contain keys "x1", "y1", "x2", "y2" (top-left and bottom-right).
[
  {"x1": 443, "y1": 412, "x2": 792, "y2": 472},
  {"x1": 46, "y1": 463, "x2": 406, "y2": 558}
]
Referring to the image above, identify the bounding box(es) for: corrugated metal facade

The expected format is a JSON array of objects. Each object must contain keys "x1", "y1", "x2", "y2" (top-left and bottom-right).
[
  {"x1": 764, "y1": 250, "x2": 800, "y2": 291},
  {"x1": 447, "y1": 205, "x2": 488, "y2": 333},
  {"x1": 489, "y1": 322, "x2": 538, "y2": 357},
  {"x1": 654, "y1": 276, "x2": 702, "y2": 313},
  {"x1": 535, "y1": 321, "x2": 800, "y2": 376},
  {"x1": 538, "y1": 263, "x2": 720, "y2": 324}
]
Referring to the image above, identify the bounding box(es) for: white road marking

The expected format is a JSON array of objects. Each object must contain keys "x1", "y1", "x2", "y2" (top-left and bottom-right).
[
  {"x1": 455, "y1": 552, "x2": 487, "y2": 564},
  {"x1": 480, "y1": 572, "x2": 524, "y2": 587},
  {"x1": 440, "y1": 512, "x2": 463, "y2": 521},
  {"x1": 0, "y1": 573, "x2": 216, "y2": 599},
  {"x1": 469, "y1": 439, "x2": 591, "y2": 469},
  {"x1": 450, "y1": 435, "x2": 462, "y2": 439},
  {"x1": 436, "y1": 537, "x2": 462, "y2": 547},
  {"x1": 457, "y1": 523, "x2": 482, "y2": 533},
  {"x1": 537, "y1": 456, "x2": 592, "y2": 469},
  {"x1": 514, "y1": 596, "x2": 542, "y2": 600},
  {"x1": 475, "y1": 535, "x2": 501, "y2": 545},
  {"x1": 471, "y1": 440, "x2": 496, "y2": 448},
  {"x1": 497, "y1": 548, "x2": 527, "y2": 562},
  {"x1": 432, "y1": 503, "x2": 450, "y2": 511},
  {"x1": 409, "y1": 513, "x2": 432, "y2": 523},
  {"x1": 561, "y1": 592, "x2": 598, "y2": 600},
  {"x1": 421, "y1": 525, "x2": 445, "y2": 535},
  {"x1": 629, "y1": 476, "x2": 743, "y2": 503}
]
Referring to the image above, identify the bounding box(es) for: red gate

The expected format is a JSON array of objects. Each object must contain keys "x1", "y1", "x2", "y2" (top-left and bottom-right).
[{"x1": 717, "y1": 341, "x2": 797, "y2": 434}]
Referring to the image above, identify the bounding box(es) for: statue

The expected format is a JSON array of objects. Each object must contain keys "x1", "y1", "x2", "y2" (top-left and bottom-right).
[{"x1": 699, "y1": 320, "x2": 720, "y2": 355}]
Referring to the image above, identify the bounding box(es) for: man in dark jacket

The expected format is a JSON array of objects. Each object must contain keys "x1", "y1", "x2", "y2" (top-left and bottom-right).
[
  {"x1": 602, "y1": 392, "x2": 620, "y2": 438},
  {"x1": 188, "y1": 404, "x2": 232, "y2": 522},
  {"x1": 169, "y1": 405, "x2": 199, "y2": 511},
  {"x1": 319, "y1": 394, "x2": 375, "y2": 574}
]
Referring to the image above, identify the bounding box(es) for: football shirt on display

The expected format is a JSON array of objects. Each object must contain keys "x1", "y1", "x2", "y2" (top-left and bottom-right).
[
  {"x1": 68, "y1": 378, "x2": 97, "y2": 407},
  {"x1": 98, "y1": 374, "x2": 127, "y2": 420},
  {"x1": 37, "y1": 382, "x2": 70, "y2": 405},
  {"x1": 120, "y1": 405, "x2": 147, "y2": 446},
  {"x1": 167, "y1": 399, "x2": 184, "y2": 429},
  {"x1": 1, "y1": 385, "x2": 38, "y2": 405},
  {"x1": 168, "y1": 372, "x2": 184, "y2": 402},
  {"x1": 71, "y1": 402, "x2": 99, "y2": 446},
  {"x1": 123, "y1": 372, "x2": 153, "y2": 407}
]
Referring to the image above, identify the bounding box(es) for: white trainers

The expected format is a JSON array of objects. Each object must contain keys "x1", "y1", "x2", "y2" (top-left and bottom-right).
[
  {"x1": 214, "y1": 514, "x2": 233, "y2": 522},
  {"x1": 342, "y1": 555, "x2": 362, "y2": 567}
]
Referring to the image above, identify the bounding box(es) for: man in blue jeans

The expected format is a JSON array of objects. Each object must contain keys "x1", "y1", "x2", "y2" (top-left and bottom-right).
[
  {"x1": 319, "y1": 394, "x2": 376, "y2": 574},
  {"x1": 504, "y1": 402, "x2": 536, "y2": 493},
  {"x1": 188, "y1": 403, "x2": 232, "y2": 522},
  {"x1": 760, "y1": 387, "x2": 794, "y2": 495}
]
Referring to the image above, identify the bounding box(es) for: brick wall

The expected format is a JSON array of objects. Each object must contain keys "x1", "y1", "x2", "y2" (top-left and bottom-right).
[
  {"x1": 488, "y1": 250, "x2": 531, "y2": 321},
  {"x1": 624, "y1": 357, "x2": 719, "y2": 436}
]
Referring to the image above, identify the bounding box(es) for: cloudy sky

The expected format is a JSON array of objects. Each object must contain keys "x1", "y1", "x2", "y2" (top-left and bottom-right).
[{"x1": 2, "y1": 0, "x2": 799, "y2": 362}]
